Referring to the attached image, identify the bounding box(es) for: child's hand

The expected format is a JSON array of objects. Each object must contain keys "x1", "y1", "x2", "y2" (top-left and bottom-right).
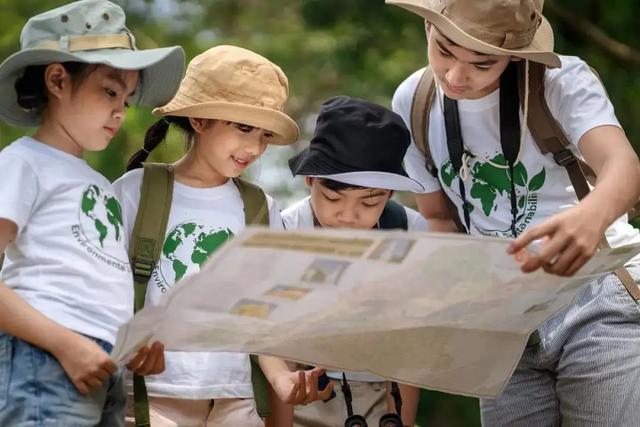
[
  {"x1": 53, "y1": 332, "x2": 117, "y2": 395},
  {"x1": 508, "y1": 204, "x2": 603, "y2": 276},
  {"x1": 126, "y1": 341, "x2": 165, "y2": 376},
  {"x1": 272, "y1": 367, "x2": 335, "y2": 405}
]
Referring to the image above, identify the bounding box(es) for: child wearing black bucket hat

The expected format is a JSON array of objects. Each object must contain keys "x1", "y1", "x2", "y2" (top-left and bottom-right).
[{"x1": 262, "y1": 96, "x2": 425, "y2": 427}]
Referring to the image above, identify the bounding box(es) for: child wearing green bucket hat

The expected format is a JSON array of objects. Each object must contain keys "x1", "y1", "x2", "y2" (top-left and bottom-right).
[
  {"x1": 0, "y1": 1, "x2": 184, "y2": 425},
  {"x1": 114, "y1": 44, "x2": 325, "y2": 427},
  {"x1": 388, "y1": 0, "x2": 640, "y2": 425}
]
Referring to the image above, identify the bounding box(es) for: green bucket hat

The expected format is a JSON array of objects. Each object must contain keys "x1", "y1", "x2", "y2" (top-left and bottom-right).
[{"x1": 0, "y1": 0, "x2": 185, "y2": 127}]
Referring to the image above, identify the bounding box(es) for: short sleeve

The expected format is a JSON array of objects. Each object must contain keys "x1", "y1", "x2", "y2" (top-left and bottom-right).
[
  {"x1": 405, "y1": 207, "x2": 430, "y2": 231},
  {"x1": 0, "y1": 153, "x2": 39, "y2": 232},
  {"x1": 544, "y1": 56, "x2": 621, "y2": 148}
]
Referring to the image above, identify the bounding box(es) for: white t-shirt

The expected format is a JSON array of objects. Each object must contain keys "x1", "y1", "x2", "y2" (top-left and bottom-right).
[
  {"x1": 114, "y1": 168, "x2": 283, "y2": 399},
  {"x1": 282, "y1": 196, "x2": 428, "y2": 382},
  {"x1": 393, "y1": 56, "x2": 640, "y2": 253},
  {"x1": 0, "y1": 137, "x2": 132, "y2": 345}
]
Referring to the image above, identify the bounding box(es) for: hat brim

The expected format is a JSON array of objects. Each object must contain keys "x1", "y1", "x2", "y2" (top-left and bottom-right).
[
  {"x1": 289, "y1": 149, "x2": 425, "y2": 193},
  {"x1": 0, "y1": 46, "x2": 184, "y2": 127},
  {"x1": 153, "y1": 100, "x2": 299, "y2": 146},
  {"x1": 386, "y1": 0, "x2": 561, "y2": 68},
  {"x1": 309, "y1": 172, "x2": 425, "y2": 193}
]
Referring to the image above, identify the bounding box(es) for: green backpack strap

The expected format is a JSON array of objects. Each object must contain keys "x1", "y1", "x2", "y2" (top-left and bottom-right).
[
  {"x1": 232, "y1": 176, "x2": 272, "y2": 418},
  {"x1": 129, "y1": 163, "x2": 174, "y2": 427}
]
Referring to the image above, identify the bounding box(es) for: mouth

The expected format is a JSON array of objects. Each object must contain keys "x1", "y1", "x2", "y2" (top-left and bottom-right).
[
  {"x1": 231, "y1": 155, "x2": 252, "y2": 169},
  {"x1": 103, "y1": 126, "x2": 117, "y2": 137},
  {"x1": 444, "y1": 82, "x2": 468, "y2": 95}
]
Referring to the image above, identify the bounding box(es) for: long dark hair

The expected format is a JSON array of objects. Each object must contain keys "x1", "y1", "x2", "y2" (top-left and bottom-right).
[{"x1": 126, "y1": 116, "x2": 195, "y2": 171}]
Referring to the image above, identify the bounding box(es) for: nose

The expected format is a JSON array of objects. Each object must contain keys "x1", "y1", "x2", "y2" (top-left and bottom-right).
[
  {"x1": 336, "y1": 208, "x2": 357, "y2": 225},
  {"x1": 445, "y1": 62, "x2": 467, "y2": 87},
  {"x1": 244, "y1": 136, "x2": 266, "y2": 157},
  {"x1": 112, "y1": 103, "x2": 126, "y2": 121}
]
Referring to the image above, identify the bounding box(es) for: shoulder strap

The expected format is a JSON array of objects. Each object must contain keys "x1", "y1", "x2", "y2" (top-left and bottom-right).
[
  {"x1": 410, "y1": 67, "x2": 439, "y2": 177},
  {"x1": 129, "y1": 163, "x2": 174, "y2": 310},
  {"x1": 129, "y1": 162, "x2": 174, "y2": 427},
  {"x1": 378, "y1": 200, "x2": 409, "y2": 230},
  {"x1": 231, "y1": 176, "x2": 272, "y2": 417},
  {"x1": 233, "y1": 177, "x2": 269, "y2": 226}
]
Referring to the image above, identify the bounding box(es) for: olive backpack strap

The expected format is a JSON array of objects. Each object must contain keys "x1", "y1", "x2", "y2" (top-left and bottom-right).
[
  {"x1": 129, "y1": 162, "x2": 174, "y2": 427},
  {"x1": 232, "y1": 176, "x2": 272, "y2": 418}
]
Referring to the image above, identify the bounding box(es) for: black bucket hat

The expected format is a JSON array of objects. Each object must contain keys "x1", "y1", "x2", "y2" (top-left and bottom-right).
[{"x1": 289, "y1": 95, "x2": 424, "y2": 192}]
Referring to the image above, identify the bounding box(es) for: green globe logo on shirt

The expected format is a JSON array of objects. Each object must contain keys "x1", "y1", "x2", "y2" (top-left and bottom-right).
[
  {"x1": 440, "y1": 153, "x2": 546, "y2": 236},
  {"x1": 80, "y1": 185, "x2": 123, "y2": 247},
  {"x1": 160, "y1": 222, "x2": 233, "y2": 283}
]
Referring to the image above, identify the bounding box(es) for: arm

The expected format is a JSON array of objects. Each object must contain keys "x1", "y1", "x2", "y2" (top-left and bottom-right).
[
  {"x1": 415, "y1": 191, "x2": 459, "y2": 232},
  {"x1": 509, "y1": 125, "x2": 640, "y2": 275},
  {"x1": 258, "y1": 355, "x2": 335, "y2": 405},
  {"x1": 0, "y1": 219, "x2": 164, "y2": 394},
  {"x1": 386, "y1": 382, "x2": 420, "y2": 426}
]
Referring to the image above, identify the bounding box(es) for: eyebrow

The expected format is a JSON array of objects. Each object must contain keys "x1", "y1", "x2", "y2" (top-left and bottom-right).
[
  {"x1": 106, "y1": 72, "x2": 137, "y2": 97},
  {"x1": 436, "y1": 38, "x2": 499, "y2": 66},
  {"x1": 359, "y1": 190, "x2": 388, "y2": 199}
]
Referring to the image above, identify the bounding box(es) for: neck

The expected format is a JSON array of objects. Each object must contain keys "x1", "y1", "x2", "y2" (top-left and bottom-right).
[
  {"x1": 172, "y1": 146, "x2": 229, "y2": 188},
  {"x1": 33, "y1": 115, "x2": 84, "y2": 158}
]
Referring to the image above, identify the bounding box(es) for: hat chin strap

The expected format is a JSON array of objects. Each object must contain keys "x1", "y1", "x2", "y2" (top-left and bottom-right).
[{"x1": 33, "y1": 33, "x2": 134, "y2": 52}]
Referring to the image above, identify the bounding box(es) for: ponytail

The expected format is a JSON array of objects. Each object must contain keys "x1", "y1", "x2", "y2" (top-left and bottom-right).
[{"x1": 126, "y1": 118, "x2": 170, "y2": 171}]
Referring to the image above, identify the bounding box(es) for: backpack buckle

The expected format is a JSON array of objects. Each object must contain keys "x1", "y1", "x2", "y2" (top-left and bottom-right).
[
  {"x1": 553, "y1": 148, "x2": 577, "y2": 168},
  {"x1": 132, "y1": 258, "x2": 155, "y2": 282}
]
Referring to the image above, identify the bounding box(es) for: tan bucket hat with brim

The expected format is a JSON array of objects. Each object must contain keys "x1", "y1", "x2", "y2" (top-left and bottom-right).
[
  {"x1": 154, "y1": 45, "x2": 300, "y2": 146},
  {"x1": 386, "y1": 0, "x2": 561, "y2": 68},
  {"x1": 0, "y1": 0, "x2": 185, "y2": 127}
]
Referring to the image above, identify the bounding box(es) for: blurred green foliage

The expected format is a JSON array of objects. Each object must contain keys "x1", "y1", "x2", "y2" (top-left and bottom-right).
[{"x1": 1, "y1": 1, "x2": 639, "y2": 424}]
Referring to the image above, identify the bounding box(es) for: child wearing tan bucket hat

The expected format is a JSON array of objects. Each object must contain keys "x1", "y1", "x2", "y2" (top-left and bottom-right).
[
  {"x1": 388, "y1": 0, "x2": 640, "y2": 425},
  {"x1": 0, "y1": 1, "x2": 184, "y2": 426},
  {"x1": 114, "y1": 45, "x2": 326, "y2": 426}
]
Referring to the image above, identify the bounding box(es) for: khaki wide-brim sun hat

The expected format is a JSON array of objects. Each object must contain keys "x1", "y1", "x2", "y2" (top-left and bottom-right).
[
  {"x1": 0, "y1": 0, "x2": 185, "y2": 127},
  {"x1": 154, "y1": 45, "x2": 300, "y2": 146},
  {"x1": 386, "y1": 0, "x2": 561, "y2": 68}
]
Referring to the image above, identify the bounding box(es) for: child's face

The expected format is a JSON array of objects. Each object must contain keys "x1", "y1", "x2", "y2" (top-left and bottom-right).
[
  {"x1": 52, "y1": 64, "x2": 138, "y2": 152},
  {"x1": 190, "y1": 119, "x2": 272, "y2": 179},
  {"x1": 427, "y1": 26, "x2": 513, "y2": 100},
  {"x1": 307, "y1": 178, "x2": 392, "y2": 229}
]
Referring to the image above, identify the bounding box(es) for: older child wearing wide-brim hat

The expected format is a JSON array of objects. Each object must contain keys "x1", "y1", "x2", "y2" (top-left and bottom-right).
[
  {"x1": 115, "y1": 44, "x2": 325, "y2": 426},
  {"x1": 0, "y1": 0, "x2": 184, "y2": 425},
  {"x1": 389, "y1": 0, "x2": 640, "y2": 425}
]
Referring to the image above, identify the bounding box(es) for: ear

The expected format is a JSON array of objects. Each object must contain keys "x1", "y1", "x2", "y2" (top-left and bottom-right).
[
  {"x1": 188, "y1": 117, "x2": 209, "y2": 134},
  {"x1": 304, "y1": 176, "x2": 314, "y2": 188},
  {"x1": 388, "y1": 190, "x2": 395, "y2": 200},
  {"x1": 43, "y1": 63, "x2": 70, "y2": 100}
]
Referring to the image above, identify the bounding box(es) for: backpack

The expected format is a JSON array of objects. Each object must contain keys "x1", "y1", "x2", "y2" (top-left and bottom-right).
[
  {"x1": 128, "y1": 163, "x2": 272, "y2": 427},
  {"x1": 409, "y1": 62, "x2": 640, "y2": 301},
  {"x1": 378, "y1": 199, "x2": 409, "y2": 230}
]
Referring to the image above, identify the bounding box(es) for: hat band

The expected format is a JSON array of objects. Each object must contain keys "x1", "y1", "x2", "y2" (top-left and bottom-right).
[{"x1": 32, "y1": 33, "x2": 134, "y2": 52}]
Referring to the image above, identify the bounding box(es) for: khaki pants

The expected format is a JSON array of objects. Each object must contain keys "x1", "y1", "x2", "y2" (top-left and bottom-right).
[
  {"x1": 294, "y1": 381, "x2": 387, "y2": 427},
  {"x1": 125, "y1": 395, "x2": 264, "y2": 427}
]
